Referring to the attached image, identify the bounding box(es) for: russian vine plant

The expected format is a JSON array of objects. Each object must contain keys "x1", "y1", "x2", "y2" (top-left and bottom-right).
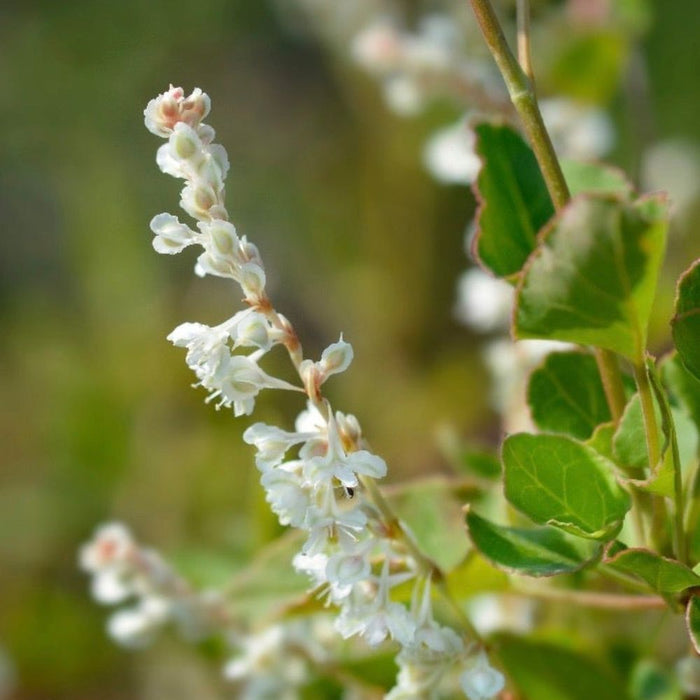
[{"x1": 80, "y1": 1, "x2": 700, "y2": 698}]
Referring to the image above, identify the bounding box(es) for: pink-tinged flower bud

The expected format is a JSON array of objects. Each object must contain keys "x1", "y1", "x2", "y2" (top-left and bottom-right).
[
  {"x1": 319, "y1": 337, "x2": 353, "y2": 379},
  {"x1": 144, "y1": 86, "x2": 211, "y2": 138}
]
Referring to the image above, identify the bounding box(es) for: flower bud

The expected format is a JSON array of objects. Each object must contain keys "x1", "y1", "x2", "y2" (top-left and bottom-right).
[
  {"x1": 235, "y1": 312, "x2": 271, "y2": 350},
  {"x1": 319, "y1": 337, "x2": 353, "y2": 380},
  {"x1": 170, "y1": 123, "x2": 200, "y2": 160},
  {"x1": 204, "y1": 220, "x2": 239, "y2": 259},
  {"x1": 240, "y1": 262, "x2": 266, "y2": 300},
  {"x1": 149, "y1": 213, "x2": 197, "y2": 254}
]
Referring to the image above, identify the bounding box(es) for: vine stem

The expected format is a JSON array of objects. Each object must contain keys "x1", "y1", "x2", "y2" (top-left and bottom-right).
[
  {"x1": 469, "y1": 0, "x2": 629, "y2": 430},
  {"x1": 516, "y1": 0, "x2": 534, "y2": 84},
  {"x1": 509, "y1": 588, "x2": 666, "y2": 611},
  {"x1": 469, "y1": 0, "x2": 569, "y2": 210}
]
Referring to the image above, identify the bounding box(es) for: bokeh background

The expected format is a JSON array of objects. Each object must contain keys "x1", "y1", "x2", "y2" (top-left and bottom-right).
[{"x1": 1, "y1": 0, "x2": 699, "y2": 697}]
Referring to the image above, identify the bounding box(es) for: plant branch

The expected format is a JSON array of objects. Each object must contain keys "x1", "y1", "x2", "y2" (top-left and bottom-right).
[
  {"x1": 469, "y1": 0, "x2": 569, "y2": 210},
  {"x1": 595, "y1": 349, "x2": 627, "y2": 425},
  {"x1": 516, "y1": 0, "x2": 534, "y2": 83},
  {"x1": 510, "y1": 587, "x2": 666, "y2": 611}
]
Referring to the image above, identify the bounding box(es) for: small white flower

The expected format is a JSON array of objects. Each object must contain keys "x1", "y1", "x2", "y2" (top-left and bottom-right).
[
  {"x1": 318, "y1": 336, "x2": 354, "y2": 380},
  {"x1": 459, "y1": 651, "x2": 505, "y2": 700},
  {"x1": 424, "y1": 119, "x2": 481, "y2": 185},
  {"x1": 107, "y1": 597, "x2": 171, "y2": 649},
  {"x1": 540, "y1": 97, "x2": 614, "y2": 160},
  {"x1": 243, "y1": 422, "x2": 314, "y2": 470},
  {"x1": 214, "y1": 354, "x2": 300, "y2": 416},
  {"x1": 144, "y1": 85, "x2": 210, "y2": 138},
  {"x1": 454, "y1": 268, "x2": 513, "y2": 333},
  {"x1": 149, "y1": 213, "x2": 199, "y2": 254},
  {"x1": 79, "y1": 522, "x2": 134, "y2": 573},
  {"x1": 261, "y1": 464, "x2": 310, "y2": 527},
  {"x1": 180, "y1": 181, "x2": 221, "y2": 221},
  {"x1": 302, "y1": 416, "x2": 386, "y2": 489},
  {"x1": 351, "y1": 21, "x2": 405, "y2": 75},
  {"x1": 383, "y1": 75, "x2": 424, "y2": 116}
]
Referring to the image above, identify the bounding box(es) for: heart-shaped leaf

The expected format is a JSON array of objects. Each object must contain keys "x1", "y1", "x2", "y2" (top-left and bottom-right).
[
  {"x1": 466, "y1": 509, "x2": 601, "y2": 577},
  {"x1": 672, "y1": 259, "x2": 700, "y2": 382},
  {"x1": 471, "y1": 122, "x2": 554, "y2": 278},
  {"x1": 515, "y1": 194, "x2": 668, "y2": 362},
  {"x1": 527, "y1": 351, "x2": 611, "y2": 439},
  {"x1": 503, "y1": 433, "x2": 630, "y2": 540},
  {"x1": 605, "y1": 547, "x2": 700, "y2": 594}
]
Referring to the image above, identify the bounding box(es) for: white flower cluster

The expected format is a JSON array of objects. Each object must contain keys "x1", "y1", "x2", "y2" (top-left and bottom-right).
[
  {"x1": 79, "y1": 522, "x2": 226, "y2": 648},
  {"x1": 454, "y1": 268, "x2": 571, "y2": 432},
  {"x1": 135, "y1": 85, "x2": 504, "y2": 698},
  {"x1": 346, "y1": 13, "x2": 614, "y2": 185}
]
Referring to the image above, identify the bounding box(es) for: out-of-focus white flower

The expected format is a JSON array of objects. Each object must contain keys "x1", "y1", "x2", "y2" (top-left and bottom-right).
[
  {"x1": 108, "y1": 597, "x2": 172, "y2": 649},
  {"x1": 454, "y1": 268, "x2": 514, "y2": 332},
  {"x1": 677, "y1": 655, "x2": 700, "y2": 696},
  {"x1": 468, "y1": 593, "x2": 534, "y2": 636},
  {"x1": 79, "y1": 522, "x2": 134, "y2": 574},
  {"x1": 351, "y1": 21, "x2": 404, "y2": 75},
  {"x1": 540, "y1": 97, "x2": 614, "y2": 160},
  {"x1": 459, "y1": 651, "x2": 505, "y2": 700},
  {"x1": 641, "y1": 139, "x2": 700, "y2": 222},
  {"x1": 484, "y1": 338, "x2": 572, "y2": 432},
  {"x1": 424, "y1": 119, "x2": 481, "y2": 185},
  {"x1": 383, "y1": 75, "x2": 424, "y2": 116}
]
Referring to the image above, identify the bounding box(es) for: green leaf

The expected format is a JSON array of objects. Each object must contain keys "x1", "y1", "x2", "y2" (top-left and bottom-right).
[
  {"x1": 613, "y1": 394, "x2": 657, "y2": 473},
  {"x1": 503, "y1": 433, "x2": 630, "y2": 540},
  {"x1": 562, "y1": 159, "x2": 634, "y2": 198},
  {"x1": 587, "y1": 422, "x2": 617, "y2": 462},
  {"x1": 686, "y1": 596, "x2": 700, "y2": 654},
  {"x1": 527, "y1": 351, "x2": 611, "y2": 439},
  {"x1": 472, "y1": 122, "x2": 555, "y2": 278},
  {"x1": 663, "y1": 353, "x2": 700, "y2": 439},
  {"x1": 630, "y1": 660, "x2": 680, "y2": 700},
  {"x1": 605, "y1": 547, "x2": 700, "y2": 594},
  {"x1": 466, "y1": 509, "x2": 601, "y2": 577},
  {"x1": 672, "y1": 260, "x2": 700, "y2": 382},
  {"x1": 493, "y1": 633, "x2": 629, "y2": 700},
  {"x1": 515, "y1": 194, "x2": 668, "y2": 362}
]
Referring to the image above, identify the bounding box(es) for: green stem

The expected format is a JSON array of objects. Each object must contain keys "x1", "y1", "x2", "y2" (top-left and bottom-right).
[
  {"x1": 516, "y1": 0, "x2": 534, "y2": 83},
  {"x1": 594, "y1": 349, "x2": 627, "y2": 425},
  {"x1": 634, "y1": 362, "x2": 661, "y2": 468},
  {"x1": 469, "y1": 0, "x2": 570, "y2": 210},
  {"x1": 633, "y1": 361, "x2": 669, "y2": 552},
  {"x1": 469, "y1": 0, "x2": 631, "y2": 432}
]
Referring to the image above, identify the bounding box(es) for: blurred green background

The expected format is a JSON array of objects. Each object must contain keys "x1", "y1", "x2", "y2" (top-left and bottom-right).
[{"x1": 0, "y1": 0, "x2": 699, "y2": 697}]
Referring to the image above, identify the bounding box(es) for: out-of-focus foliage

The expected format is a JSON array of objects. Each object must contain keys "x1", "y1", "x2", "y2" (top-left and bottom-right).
[{"x1": 0, "y1": 0, "x2": 698, "y2": 697}]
